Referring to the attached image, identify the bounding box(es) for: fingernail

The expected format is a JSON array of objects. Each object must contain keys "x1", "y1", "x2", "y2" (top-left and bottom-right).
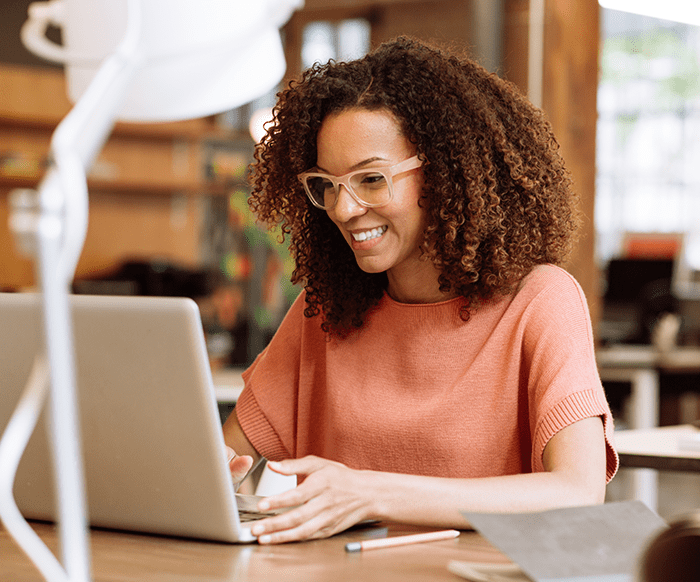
[
  {"x1": 251, "y1": 524, "x2": 264, "y2": 536},
  {"x1": 258, "y1": 500, "x2": 270, "y2": 511},
  {"x1": 267, "y1": 461, "x2": 280, "y2": 470},
  {"x1": 258, "y1": 535, "x2": 272, "y2": 544}
]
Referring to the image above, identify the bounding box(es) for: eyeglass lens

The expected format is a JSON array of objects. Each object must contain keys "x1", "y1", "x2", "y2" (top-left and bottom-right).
[{"x1": 305, "y1": 170, "x2": 391, "y2": 209}]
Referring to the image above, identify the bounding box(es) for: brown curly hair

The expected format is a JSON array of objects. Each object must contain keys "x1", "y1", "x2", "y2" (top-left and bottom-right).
[{"x1": 249, "y1": 36, "x2": 580, "y2": 335}]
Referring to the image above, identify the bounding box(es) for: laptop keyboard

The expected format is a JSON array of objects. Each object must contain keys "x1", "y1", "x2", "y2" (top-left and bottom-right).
[
  {"x1": 235, "y1": 495, "x2": 283, "y2": 523},
  {"x1": 238, "y1": 510, "x2": 278, "y2": 523}
]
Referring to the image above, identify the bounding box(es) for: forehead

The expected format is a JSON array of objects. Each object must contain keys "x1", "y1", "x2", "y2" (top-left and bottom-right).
[{"x1": 316, "y1": 108, "x2": 412, "y2": 170}]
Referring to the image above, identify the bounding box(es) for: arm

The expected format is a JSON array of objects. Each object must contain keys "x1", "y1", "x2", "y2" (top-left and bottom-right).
[
  {"x1": 247, "y1": 415, "x2": 607, "y2": 544},
  {"x1": 222, "y1": 409, "x2": 263, "y2": 484}
]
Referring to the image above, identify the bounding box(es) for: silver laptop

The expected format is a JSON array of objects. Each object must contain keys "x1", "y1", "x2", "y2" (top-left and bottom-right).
[{"x1": 0, "y1": 292, "x2": 273, "y2": 543}]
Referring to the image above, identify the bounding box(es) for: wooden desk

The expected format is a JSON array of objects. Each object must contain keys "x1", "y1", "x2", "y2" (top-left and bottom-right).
[
  {"x1": 1, "y1": 522, "x2": 508, "y2": 582},
  {"x1": 615, "y1": 424, "x2": 700, "y2": 473}
]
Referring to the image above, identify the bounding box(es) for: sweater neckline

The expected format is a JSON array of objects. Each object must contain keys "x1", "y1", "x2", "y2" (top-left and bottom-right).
[{"x1": 381, "y1": 290, "x2": 466, "y2": 309}]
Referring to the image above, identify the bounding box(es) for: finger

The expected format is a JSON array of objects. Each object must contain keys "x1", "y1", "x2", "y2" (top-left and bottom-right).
[
  {"x1": 251, "y1": 505, "x2": 330, "y2": 543},
  {"x1": 257, "y1": 459, "x2": 344, "y2": 511},
  {"x1": 255, "y1": 482, "x2": 363, "y2": 532},
  {"x1": 266, "y1": 456, "x2": 327, "y2": 477},
  {"x1": 252, "y1": 503, "x2": 363, "y2": 544},
  {"x1": 255, "y1": 465, "x2": 336, "y2": 512},
  {"x1": 255, "y1": 518, "x2": 328, "y2": 544},
  {"x1": 257, "y1": 480, "x2": 312, "y2": 512},
  {"x1": 228, "y1": 454, "x2": 254, "y2": 482}
]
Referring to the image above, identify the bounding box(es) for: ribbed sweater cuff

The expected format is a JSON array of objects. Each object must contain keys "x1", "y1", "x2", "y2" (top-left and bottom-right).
[
  {"x1": 533, "y1": 389, "x2": 619, "y2": 482},
  {"x1": 236, "y1": 388, "x2": 291, "y2": 461}
]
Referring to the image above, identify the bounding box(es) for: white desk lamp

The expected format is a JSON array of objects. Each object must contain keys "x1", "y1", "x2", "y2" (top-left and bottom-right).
[
  {"x1": 598, "y1": 0, "x2": 700, "y2": 25},
  {"x1": 0, "y1": 1, "x2": 301, "y2": 580}
]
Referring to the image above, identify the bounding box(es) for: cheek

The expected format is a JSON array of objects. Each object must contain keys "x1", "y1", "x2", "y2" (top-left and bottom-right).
[{"x1": 398, "y1": 196, "x2": 428, "y2": 233}]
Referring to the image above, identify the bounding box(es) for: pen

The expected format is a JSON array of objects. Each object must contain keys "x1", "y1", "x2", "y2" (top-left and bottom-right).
[{"x1": 344, "y1": 529, "x2": 460, "y2": 552}]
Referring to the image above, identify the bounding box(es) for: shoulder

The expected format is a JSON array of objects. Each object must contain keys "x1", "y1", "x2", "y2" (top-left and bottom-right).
[
  {"x1": 507, "y1": 264, "x2": 595, "y2": 347},
  {"x1": 519, "y1": 264, "x2": 583, "y2": 294},
  {"x1": 287, "y1": 289, "x2": 309, "y2": 316},
  {"x1": 265, "y1": 289, "x2": 325, "y2": 348},
  {"x1": 514, "y1": 264, "x2": 589, "y2": 313}
]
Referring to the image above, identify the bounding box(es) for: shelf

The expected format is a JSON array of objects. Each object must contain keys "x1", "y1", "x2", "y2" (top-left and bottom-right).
[
  {"x1": 0, "y1": 174, "x2": 231, "y2": 196},
  {"x1": 0, "y1": 112, "x2": 218, "y2": 141},
  {"x1": 0, "y1": 64, "x2": 254, "y2": 200},
  {"x1": 0, "y1": 64, "x2": 240, "y2": 292}
]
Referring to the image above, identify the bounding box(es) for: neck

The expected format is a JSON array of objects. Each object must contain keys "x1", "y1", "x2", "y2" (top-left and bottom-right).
[{"x1": 386, "y1": 263, "x2": 456, "y2": 304}]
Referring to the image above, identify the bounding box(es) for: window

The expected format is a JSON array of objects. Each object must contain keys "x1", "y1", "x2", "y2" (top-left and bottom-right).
[
  {"x1": 301, "y1": 19, "x2": 371, "y2": 70},
  {"x1": 596, "y1": 10, "x2": 700, "y2": 268}
]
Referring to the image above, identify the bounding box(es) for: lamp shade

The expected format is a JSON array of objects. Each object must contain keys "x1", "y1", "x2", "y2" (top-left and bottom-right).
[
  {"x1": 598, "y1": 1, "x2": 700, "y2": 26},
  {"x1": 23, "y1": 0, "x2": 302, "y2": 122}
]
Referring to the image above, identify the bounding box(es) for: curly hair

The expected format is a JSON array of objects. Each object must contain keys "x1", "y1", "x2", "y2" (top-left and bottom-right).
[{"x1": 249, "y1": 36, "x2": 581, "y2": 336}]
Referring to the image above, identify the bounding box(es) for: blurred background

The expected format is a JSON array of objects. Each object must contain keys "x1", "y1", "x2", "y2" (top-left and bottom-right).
[{"x1": 1, "y1": 0, "x2": 699, "y2": 513}]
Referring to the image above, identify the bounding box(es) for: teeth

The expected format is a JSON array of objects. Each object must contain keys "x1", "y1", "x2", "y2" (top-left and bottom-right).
[{"x1": 352, "y1": 226, "x2": 387, "y2": 242}]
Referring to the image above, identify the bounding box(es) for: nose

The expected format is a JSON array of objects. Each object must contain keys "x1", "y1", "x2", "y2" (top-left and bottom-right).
[{"x1": 328, "y1": 184, "x2": 367, "y2": 223}]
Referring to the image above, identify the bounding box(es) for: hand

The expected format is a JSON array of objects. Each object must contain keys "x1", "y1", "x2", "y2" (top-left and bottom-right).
[
  {"x1": 249, "y1": 456, "x2": 374, "y2": 544},
  {"x1": 226, "y1": 445, "x2": 254, "y2": 485}
]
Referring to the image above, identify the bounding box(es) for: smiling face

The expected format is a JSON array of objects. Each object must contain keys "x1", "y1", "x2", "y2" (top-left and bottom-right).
[{"x1": 316, "y1": 108, "x2": 443, "y2": 303}]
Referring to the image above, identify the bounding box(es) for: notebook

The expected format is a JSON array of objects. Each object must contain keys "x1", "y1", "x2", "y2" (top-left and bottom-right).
[{"x1": 0, "y1": 292, "x2": 275, "y2": 543}]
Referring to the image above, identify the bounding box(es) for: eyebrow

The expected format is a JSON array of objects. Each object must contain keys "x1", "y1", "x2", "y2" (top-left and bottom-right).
[{"x1": 316, "y1": 156, "x2": 390, "y2": 174}]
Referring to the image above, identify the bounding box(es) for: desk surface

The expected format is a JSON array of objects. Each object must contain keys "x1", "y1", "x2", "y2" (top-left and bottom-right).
[
  {"x1": 597, "y1": 344, "x2": 700, "y2": 372},
  {"x1": 615, "y1": 424, "x2": 700, "y2": 472},
  {"x1": 2, "y1": 522, "x2": 509, "y2": 582}
]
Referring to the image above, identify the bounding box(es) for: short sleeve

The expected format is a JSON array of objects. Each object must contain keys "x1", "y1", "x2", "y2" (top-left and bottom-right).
[
  {"x1": 520, "y1": 267, "x2": 618, "y2": 481},
  {"x1": 235, "y1": 293, "x2": 307, "y2": 461}
]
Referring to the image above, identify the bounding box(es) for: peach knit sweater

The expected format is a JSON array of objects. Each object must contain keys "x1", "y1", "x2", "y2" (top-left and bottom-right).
[{"x1": 236, "y1": 264, "x2": 618, "y2": 481}]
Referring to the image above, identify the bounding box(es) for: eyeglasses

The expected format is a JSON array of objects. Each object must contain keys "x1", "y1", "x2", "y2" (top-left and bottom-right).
[{"x1": 298, "y1": 155, "x2": 423, "y2": 210}]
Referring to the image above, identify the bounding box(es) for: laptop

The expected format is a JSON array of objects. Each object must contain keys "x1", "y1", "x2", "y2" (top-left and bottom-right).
[{"x1": 0, "y1": 292, "x2": 275, "y2": 543}]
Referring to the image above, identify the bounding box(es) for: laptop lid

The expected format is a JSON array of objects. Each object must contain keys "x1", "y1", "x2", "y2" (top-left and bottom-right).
[{"x1": 0, "y1": 292, "x2": 255, "y2": 543}]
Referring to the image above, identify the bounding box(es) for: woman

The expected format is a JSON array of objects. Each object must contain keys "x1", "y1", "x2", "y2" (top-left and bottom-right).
[{"x1": 223, "y1": 36, "x2": 618, "y2": 544}]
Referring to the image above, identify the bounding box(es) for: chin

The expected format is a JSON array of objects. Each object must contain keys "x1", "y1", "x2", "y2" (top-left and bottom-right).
[{"x1": 355, "y1": 260, "x2": 388, "y2": 274}]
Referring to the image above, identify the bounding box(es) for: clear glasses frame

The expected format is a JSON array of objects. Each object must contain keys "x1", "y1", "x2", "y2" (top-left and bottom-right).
[{"x1": 297, "y1": 155, "x2": 423, "y2": 210}]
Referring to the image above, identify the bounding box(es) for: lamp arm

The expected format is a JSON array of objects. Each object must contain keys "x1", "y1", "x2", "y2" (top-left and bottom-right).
[
  {"x1": 0, "y1": 355, "x2": 70, "y2": 582},
  {"x1": 1, "y1": 2, "x2": 143, "y2": 581}
]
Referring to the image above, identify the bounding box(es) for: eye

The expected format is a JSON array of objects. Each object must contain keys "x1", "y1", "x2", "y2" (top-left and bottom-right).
[{"x1": 358, "y1": 172, "x2": 387, "y2": 188}]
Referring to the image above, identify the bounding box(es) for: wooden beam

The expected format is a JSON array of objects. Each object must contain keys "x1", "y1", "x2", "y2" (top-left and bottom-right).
[
  {"x1": 504, "y1": 0, "x2": 601, "y2": 326},
  {"x1": 542, "y1": 0, "x2": 600, "y2": 325},
  {"x1": 503, "y1": 0, "x2": 530, "y2": 92}
]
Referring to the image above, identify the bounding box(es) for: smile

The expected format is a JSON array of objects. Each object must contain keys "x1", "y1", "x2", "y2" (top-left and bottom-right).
[{"x1": 352, "y1": 226, "x2": 387, "y2": 242}]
